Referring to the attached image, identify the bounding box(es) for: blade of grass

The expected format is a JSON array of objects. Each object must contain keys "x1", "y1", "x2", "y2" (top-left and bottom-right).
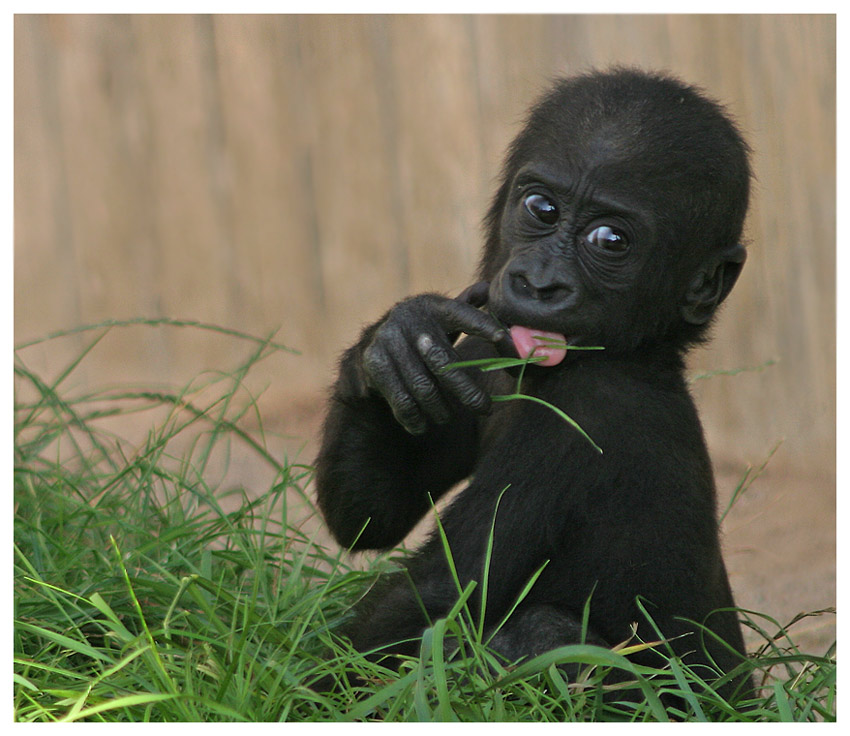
[
  {"x1": 477, "y1": 484, "x2": 512, "y2": 639},
  {"x1": 109, "y1": 536, "x2": 176, "y2": 695},
  {"x1": 60, "y1": 693, "x2": 179, "y2": 722},
  {"x1": 492, "y1": 393, "x2": 603, "y2": 454},
  {"x1": 14, "y1": 316, "x2": 299, "y2": 355},
  {"x1": 15, "y1": 622, "x2": 113, "y2": 663}
]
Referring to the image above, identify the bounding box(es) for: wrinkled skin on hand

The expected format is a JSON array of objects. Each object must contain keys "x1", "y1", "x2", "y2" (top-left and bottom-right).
[{"x1": 358, "y1": 282, "x2": 515, "y2": 435}]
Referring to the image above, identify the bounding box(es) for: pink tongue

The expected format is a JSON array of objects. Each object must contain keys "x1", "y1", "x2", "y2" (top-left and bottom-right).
[{"x1": 509, "y1": 326, "x2": 568, "y2": 367}]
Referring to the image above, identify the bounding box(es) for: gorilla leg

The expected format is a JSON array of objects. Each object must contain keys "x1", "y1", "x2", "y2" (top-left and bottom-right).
[{"x1": 487, "y1": 603, "x2": 608, "y2": 662}]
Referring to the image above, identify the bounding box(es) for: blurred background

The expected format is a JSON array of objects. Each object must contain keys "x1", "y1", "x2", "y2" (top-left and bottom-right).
[{"x1": 14, "y1": 15, "x2": 835, "y2": 650}]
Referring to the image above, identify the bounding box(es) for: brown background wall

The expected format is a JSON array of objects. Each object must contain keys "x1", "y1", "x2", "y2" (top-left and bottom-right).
[{"x1": 15, "y1": 14, "x2": 835, "y2": 474}]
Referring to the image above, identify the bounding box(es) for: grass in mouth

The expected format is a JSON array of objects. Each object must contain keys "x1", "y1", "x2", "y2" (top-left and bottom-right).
[
  {"x1": 13, "y1": 321, "x2": 835, "y2": 722},
  {"x1": 445, "y1": 341, "x2": 605, "y2": 454}
]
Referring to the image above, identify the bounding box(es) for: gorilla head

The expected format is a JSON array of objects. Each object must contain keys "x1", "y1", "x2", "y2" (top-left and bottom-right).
[{"x1": 481, "y1": 69, "x2": 750, "y2": 358}]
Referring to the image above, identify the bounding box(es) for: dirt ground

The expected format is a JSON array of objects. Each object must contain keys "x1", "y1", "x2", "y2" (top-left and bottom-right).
[
  {"x1": 263, "y1": 394, "x2": 836, "y2": 658},
  {"x1": 715, "y1": 463, "x2": 836, "y2": 655}
]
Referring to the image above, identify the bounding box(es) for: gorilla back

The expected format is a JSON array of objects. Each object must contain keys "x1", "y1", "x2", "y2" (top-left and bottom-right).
[{"x1": 315, "y1": 68, "x2": 753, "y2": 704}]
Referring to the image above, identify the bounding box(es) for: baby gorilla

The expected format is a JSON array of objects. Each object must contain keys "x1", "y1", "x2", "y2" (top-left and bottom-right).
[{"x1": 315, "y1": 68, "x2": 753, "y2": 703}]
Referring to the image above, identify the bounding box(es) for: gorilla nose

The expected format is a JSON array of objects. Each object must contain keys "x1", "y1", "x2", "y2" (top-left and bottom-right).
[{"x1": 509, "y1": 271, "x2": 573, "y2": 306}]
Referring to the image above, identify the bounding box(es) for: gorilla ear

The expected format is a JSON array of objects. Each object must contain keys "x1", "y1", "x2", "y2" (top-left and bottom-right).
[{"x1": 681, "y1": 243, "x2": 747, "y2": 325}]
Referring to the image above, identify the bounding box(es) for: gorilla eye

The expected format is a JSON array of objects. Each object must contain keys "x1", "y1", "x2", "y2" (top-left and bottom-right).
[
  {"x1": 524, "y1": 194, "x2": 559, "y2": 225},
  {"x1": 585, "y1": 225, "x2": 628, "y2": 252}
]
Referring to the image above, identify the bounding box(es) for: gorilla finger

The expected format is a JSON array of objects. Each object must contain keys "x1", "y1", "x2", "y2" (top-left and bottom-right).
[
  {"x1": 435, "y1": 299, "x2": 507, "y2": 345},
  {"x1": 405, "y1": 335, "x2": 456, "y2": 424},
  {"x1": 371, "y1": 333, "x2": 450, "y2": 425},
  {"x1": 455, "y1": 281, "x2": 490, "y2": 308},
  {"x1": 417, "y1": 334, "x2": 491, "y2": 414},
  {"x1": 390, "y1": 393, "x2": 429, "y2": 436},
  {"x1": 493, "y1": 329, "x2": 520, "y2": 359},
  {"x1": 384, "y1": 367, "x2": 430, "y2": 435},
  {"x1": 405, "y1": 373, "x2": 453, "y2": 426},
  {"x1": 363, "y1": 345, "x2": 428, "y2": 433},
  {"x1": 361, "y1": 341, "x2": 396, "y2": 393}
]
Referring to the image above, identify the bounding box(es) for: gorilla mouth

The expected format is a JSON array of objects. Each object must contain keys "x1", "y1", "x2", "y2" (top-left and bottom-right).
[
  {"x1": 471, "y1": 281, "x2": 569, "y2": 367},
  {"x1": 509, "y1": 325, "x2": 568, "y2": 367}
]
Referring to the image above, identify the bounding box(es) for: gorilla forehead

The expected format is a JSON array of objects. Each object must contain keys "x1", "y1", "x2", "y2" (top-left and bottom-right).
[
  {"x1": 510, "y1": 68, "x2": 750, "y2": 194},
  {"x1": 497, "y1": 68, "x2": 752, "y2": 249}
]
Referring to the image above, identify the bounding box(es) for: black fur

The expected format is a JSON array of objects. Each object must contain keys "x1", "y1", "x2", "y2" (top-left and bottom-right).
[{"x1": 314, "y1": 69, "x2": 753, "y2": 702}]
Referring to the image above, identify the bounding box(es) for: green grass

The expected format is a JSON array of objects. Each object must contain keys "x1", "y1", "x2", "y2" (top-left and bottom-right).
[{"x1": 13, "y1": 322, "x2": 836, "y2": 722}]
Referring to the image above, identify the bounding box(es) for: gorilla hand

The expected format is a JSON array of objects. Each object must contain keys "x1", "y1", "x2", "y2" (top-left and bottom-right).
[{"x1": 359, "y1": 283, "x2": 510, "y2": 435}]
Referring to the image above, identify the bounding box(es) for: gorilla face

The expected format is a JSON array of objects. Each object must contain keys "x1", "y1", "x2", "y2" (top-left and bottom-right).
[
  {"x1": 486, "y1": 154, "x2": 666, "y2": 358},
  {"x1": 483, "y1": 70, "x2": 750, "y2": 358}
]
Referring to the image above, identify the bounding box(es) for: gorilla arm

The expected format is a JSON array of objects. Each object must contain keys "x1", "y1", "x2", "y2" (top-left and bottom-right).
[{"x1": 315, "y1": 290, "x2": 510, "y2": 551}]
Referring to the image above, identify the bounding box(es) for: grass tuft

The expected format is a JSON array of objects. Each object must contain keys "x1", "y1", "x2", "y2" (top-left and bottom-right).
[{"x1": 14, "y1": 322, "x2": 835, "y2": 722}]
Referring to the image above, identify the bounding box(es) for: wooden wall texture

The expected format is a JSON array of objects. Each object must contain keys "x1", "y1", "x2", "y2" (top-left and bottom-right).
[{"x1": 14, "y1": 14, "x2": 835, "y2": 471}]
